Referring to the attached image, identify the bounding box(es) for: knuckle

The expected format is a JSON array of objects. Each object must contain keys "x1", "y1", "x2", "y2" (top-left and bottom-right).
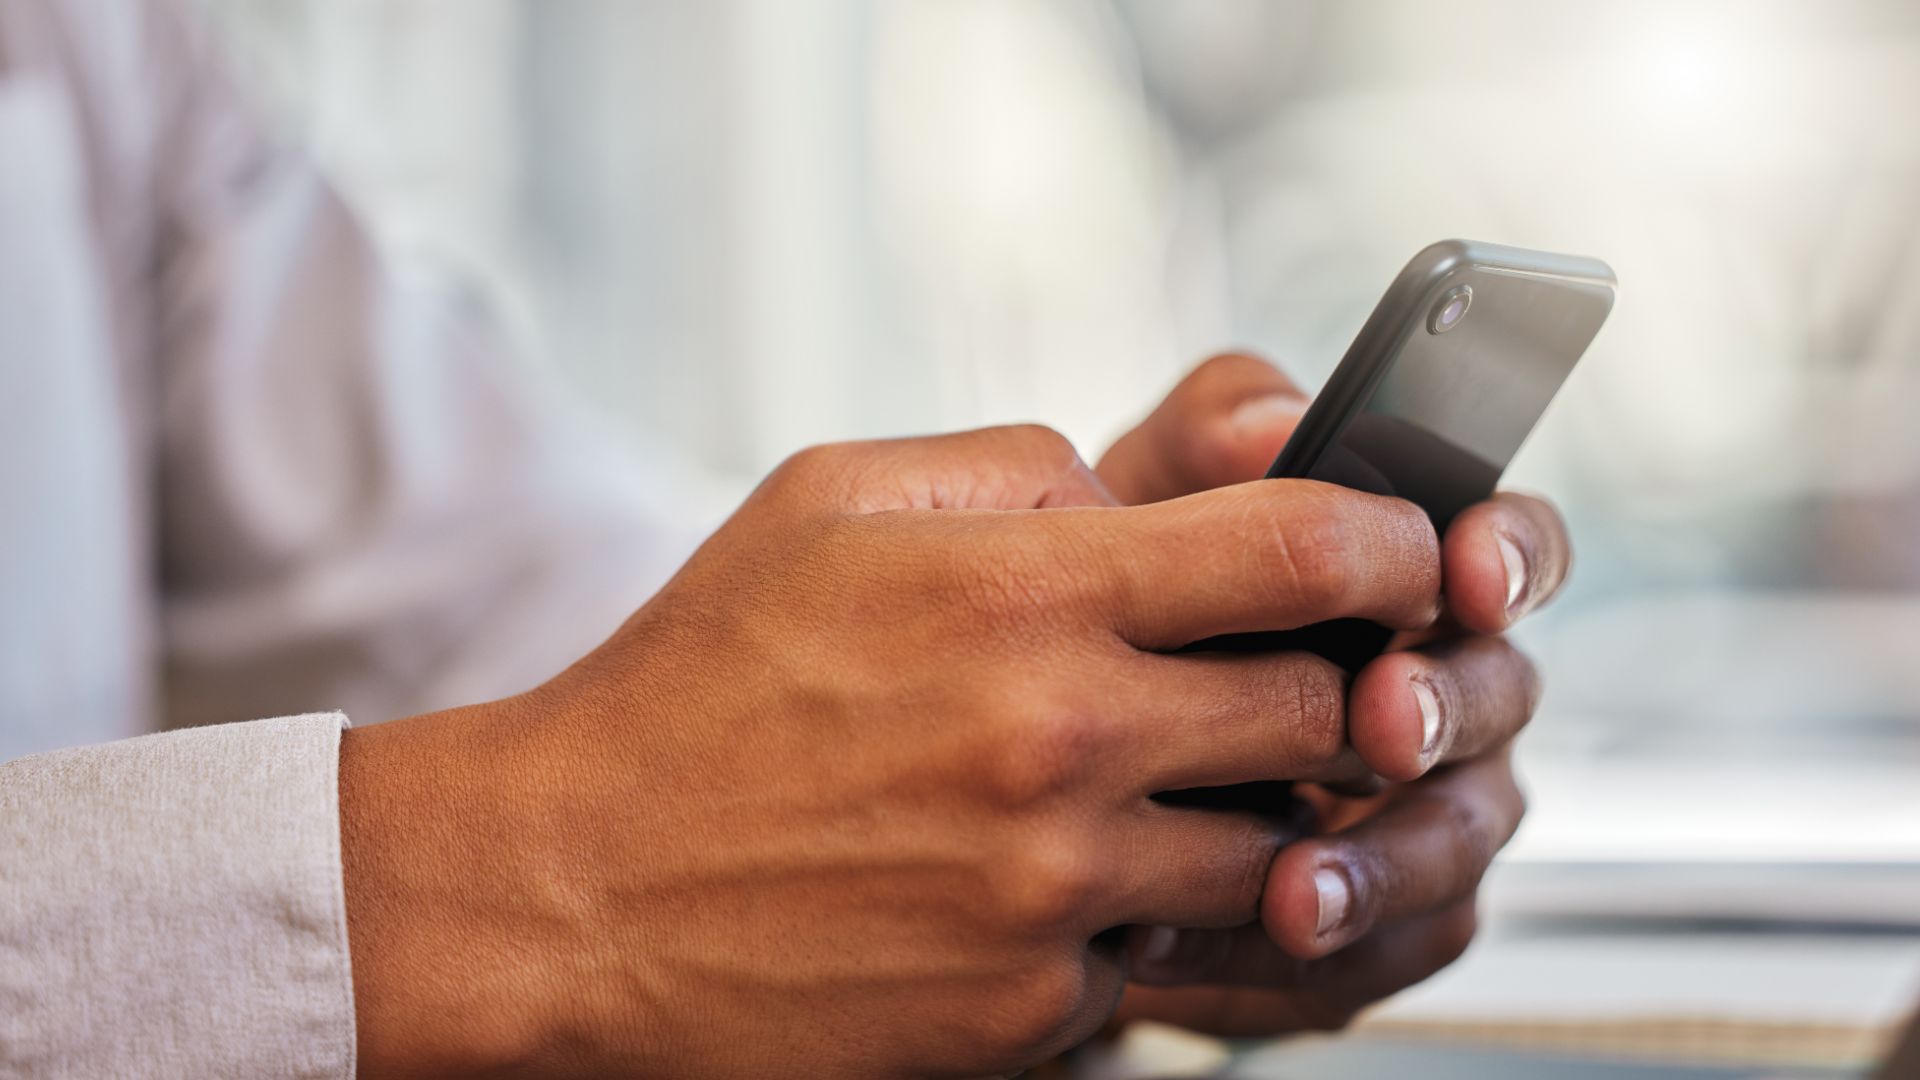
[
  {"x1": 989, "y1": 423, "x2": 1089, "y2": 492},
  {"x1": 987, "y1": 962, "x2": 1091, "y2": 1059},
  {"x1": 1487, "y1": 759, "x2": 1530, "y2": 835},
  {"x1": 1437, "y1": 795, "x2": 1505, "y2": 887},
  {"x1": 1389, "y1": 503, "x2": 1444, "y2": 600},
  {"x1": 985, "y1": 705, "x2": 1102, "y2": 808},
  {"x1": 775, "y1": 441, "x2": 851, "y2": 481},
  {"x1": 1286, "y1": 656, "x2": 1351, "y2": 765},
  {"x1": 1266, "y1": 497, "x2": 1356, "y2": 611},
  {"x1": 995, "y1": 834, "x2": 1104, "y2": 928},
  {"x1": 1219, "y1": 823, "x2": 1280, "y2": 915},
  {"x1": 1435, "y1": 905, "x2": 1481, "y2": 965},
  {"x1": 764, "y1": 441, "x2": 862, "y2": 503},
  {"x1": 1378, "y1": 494, "x2": 1442, "y2": 583},
  {"x1": 1415, "y1": 516, "x2": 1445, "y2": 592},
  {"x1": 1001, "y1": 423, "x2": 1081, "y2": 466}
]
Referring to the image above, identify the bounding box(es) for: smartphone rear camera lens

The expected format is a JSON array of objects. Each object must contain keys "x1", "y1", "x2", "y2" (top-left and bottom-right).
[{"x1": 1429, "y1": 285, "x2": 1473, "y2": 334}]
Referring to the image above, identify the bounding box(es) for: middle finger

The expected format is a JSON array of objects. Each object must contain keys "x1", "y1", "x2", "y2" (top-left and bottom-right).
[{"x1": 1346, "y1": 636, "x2": 1540, "y2": 784}]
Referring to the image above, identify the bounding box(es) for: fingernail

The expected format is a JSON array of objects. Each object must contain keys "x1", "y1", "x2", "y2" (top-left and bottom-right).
[
  {"x1": 1313, "y1": 866, "x2": 1351, "y2": 937},
  {"x1": 1411, "y1": 675, "x2": 1443, "y2": 768},
  {"x1": 1496, "y1": 531, "x2": 1529, "y2": 617},
  {"x1": 1229, "y1": 394, "x2": 1306, "y2": 438},
  {"x1": 1141, "y1": 925, "x2": 1181, "y2": 964}
]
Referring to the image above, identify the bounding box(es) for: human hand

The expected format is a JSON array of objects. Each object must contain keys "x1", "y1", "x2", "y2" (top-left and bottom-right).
[
  {"x1": 338, "y1": 422, "x2": 1453, "y2": 1078},
  {"x1": 1094, "y1": 354, "x2": 1569, "y2": 1037}
]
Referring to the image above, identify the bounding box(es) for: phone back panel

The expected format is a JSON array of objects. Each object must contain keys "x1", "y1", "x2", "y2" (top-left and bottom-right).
[{"x1": 1272, "y1": 240, "x2": 1615, "y2": 530}]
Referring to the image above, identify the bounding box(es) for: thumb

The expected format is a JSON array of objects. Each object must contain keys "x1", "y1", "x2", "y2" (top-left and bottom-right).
[{"x1": 1095, "y1": 353, "x2": 1309, "y2": 505}]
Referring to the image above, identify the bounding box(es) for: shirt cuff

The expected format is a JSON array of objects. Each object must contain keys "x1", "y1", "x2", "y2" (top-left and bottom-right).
[{"x1": 0, "y1": 713, "x2": 356, "y2": 1079}]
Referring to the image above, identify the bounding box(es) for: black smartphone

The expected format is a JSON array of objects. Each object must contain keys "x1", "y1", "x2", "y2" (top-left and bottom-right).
[{"x1": 1163, "y1": 239, "x2": 1614, "y2": 813}]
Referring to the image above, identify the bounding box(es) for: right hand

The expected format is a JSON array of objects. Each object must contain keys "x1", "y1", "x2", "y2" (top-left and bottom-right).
[
  {"x1": 1096, "y1": 355, "x2": 1561, "y2": 1040},
  {"x1": 339, "y1": 424, "x2": 1446, "y2": 1079}
]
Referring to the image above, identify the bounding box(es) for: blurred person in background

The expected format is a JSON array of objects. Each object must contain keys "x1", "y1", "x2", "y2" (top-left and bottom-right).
[{"x1": 1, "y1": 1, "x2": 1572, "y2": 1076}]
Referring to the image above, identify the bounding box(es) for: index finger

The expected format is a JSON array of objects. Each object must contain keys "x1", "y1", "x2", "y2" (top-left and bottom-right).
[{"x1": 1049, "y1": 480, "x2": 1442, "y2": 651}]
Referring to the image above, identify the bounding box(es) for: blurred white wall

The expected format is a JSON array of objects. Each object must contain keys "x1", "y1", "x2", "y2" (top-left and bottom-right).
[
  {"x1": 197, "y1": 0, "x2": 1920, "y2": 523},
  {"x1": 200, "y1": 0, "x2": 1190, "y2": 480}
]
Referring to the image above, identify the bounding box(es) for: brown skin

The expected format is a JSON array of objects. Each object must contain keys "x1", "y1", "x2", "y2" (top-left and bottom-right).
[
  {"x1": 341, "y1": 354, "x2": 1568, "y2": 1076},
  {"x1": 1096, "y1": 354, "x2": 1565, "y2": 1037}
]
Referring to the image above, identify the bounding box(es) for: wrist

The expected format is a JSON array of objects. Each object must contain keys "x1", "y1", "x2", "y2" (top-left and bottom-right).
[{"x1": 339, "y1": 696, "x2": 581, "y2": 1077}]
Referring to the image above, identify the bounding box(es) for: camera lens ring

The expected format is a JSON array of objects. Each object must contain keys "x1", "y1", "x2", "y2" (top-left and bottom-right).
[{"x1": 1428, "y1": 284, "x2": 1473, "y2": 334}]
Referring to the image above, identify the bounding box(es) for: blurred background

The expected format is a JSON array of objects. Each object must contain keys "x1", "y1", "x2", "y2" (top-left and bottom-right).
[{"x1": 197, "y1": 0, "x2": 1920, "y2": 1074}]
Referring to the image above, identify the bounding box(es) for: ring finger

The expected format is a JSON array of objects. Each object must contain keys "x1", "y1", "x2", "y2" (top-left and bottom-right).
[{"x1": 1263, "y1": 750, "x2": 1524, "y2": 959}]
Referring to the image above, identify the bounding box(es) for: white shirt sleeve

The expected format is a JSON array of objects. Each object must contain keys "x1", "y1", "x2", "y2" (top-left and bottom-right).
[{"x1": 0, "y1": 713, "x2": 356, "y2": 1079}]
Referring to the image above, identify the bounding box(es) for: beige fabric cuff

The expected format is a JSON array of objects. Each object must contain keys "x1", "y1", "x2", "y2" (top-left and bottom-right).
[{"x1": 0, "y1": 713, "x2": 355, "y2": 1078}]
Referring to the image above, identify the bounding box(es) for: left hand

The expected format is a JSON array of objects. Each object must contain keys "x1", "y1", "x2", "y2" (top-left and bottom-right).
[{"x1": 1090, "y1": 353, "x2": 1569, "y2": 1037}]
